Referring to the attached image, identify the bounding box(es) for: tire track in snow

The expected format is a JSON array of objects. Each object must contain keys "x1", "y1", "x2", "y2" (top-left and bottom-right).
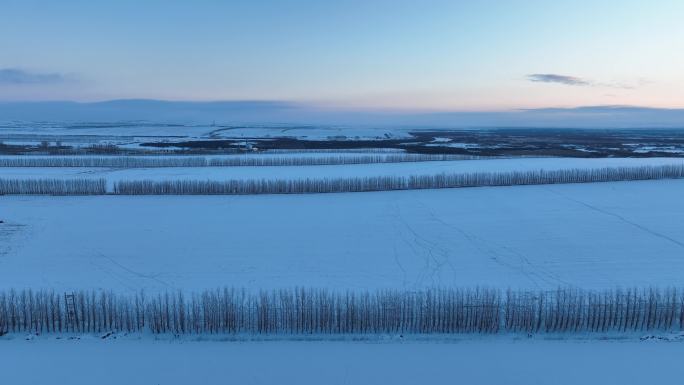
[
  {"x1": 0, "y1": 222, "x2": 27, "y2": 266},
  {"x1": 415, "y1": 199, "x2": 571, "y2": 289},
  {"x1": 544, "y1": 186, "x2": 684, "y2": 250},
  {"x1": 391, "y1": 244, "x2": 408, "y2": 288},
  {"x1": 95, "y1": 252, "x2": 171, "y2": 289},
  {"x1": 390, "y1": 202, "x2": 454, "y2": 287}
]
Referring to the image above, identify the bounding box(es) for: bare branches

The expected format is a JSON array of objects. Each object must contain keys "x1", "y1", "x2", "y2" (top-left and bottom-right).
[
  {"x1": 0, "y1": 154, "x2": 480, "y2": 168},
  {"x1": 0, "y1": 178, "x2": 106, "y2": 195},
  {"x1": 114, "y1": 164, "x2": 684, "y2": 195},
  {"x1": 3, "y1": 164, "x2": 684, "y2": 195},
  {"x1": 0, "y1": 287, "x2": 682, "y2": 336}
]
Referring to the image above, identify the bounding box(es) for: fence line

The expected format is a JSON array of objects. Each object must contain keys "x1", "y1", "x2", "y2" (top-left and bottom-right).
[
  {"x1": 0, "y1": 154, "x2": 481, "y2": 168},
  {"x1": 0, "y1": 287, "x2": 682, "y2": 335},
  {"x1": 113, "y1": 164, "x2": 684, "y2": 195}
]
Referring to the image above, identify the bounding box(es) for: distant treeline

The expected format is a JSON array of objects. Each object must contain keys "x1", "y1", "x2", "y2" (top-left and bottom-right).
[
  {"x1": 1, "y1": 287, "x2": 683, "y2": 335},
  {"x1": 0, "y1": 178, "x2": 106, "y2": 195},
  {"x1": 0, "y1": 154, "x2": 479, "y2": 168},
  {"x1": 113, "y1": 164, "x2": 684, "y2": 195}
]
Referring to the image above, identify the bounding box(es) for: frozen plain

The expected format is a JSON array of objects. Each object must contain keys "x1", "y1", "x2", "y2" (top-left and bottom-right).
[
  {"x1": 1, "y1": 337, "x2": 683, "y2": 385},
  {"x1": 3, "y1": 158, "x2": 684, "y2": 385},
  {"x1": 1, "y1": 179, "x2": 683, "y2": 292}
]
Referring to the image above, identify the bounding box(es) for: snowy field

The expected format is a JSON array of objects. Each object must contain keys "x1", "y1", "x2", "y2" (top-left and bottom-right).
[
  {"x1": 0, "y1": 122, "x2": 216, "y2": 137},
  {"x1": 1, "y1": 337, "x2": 683, "y2": 385},
  {"x1": 3, "y1": 139, "x2": 684, "y2": 385},
  {"x1": 0, "y1": 151, "x2": 408, "y2": 162},
  {"x1": 209, "y1": 125, "x2": 414, "y2": 140},
  {"x1": 0, "y1": 122, "x2": 415, "y2": 140},
  {"x1": 2, "y1": 179, "x2": 683, "y2": 292}
]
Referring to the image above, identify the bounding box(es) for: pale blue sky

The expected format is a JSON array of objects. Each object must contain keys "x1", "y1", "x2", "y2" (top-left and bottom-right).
[{"x1": 1, "y1": 0, "x2": 683, "y2": 109}]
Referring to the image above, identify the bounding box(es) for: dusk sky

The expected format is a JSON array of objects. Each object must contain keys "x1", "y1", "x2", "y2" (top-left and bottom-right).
[{"x1": 2, "y1": 0, "x2": 683, "y2": 110}]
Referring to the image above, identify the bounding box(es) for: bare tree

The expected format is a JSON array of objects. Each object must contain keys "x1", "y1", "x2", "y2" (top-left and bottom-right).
[
  {"x1": 0, "y1": 154, "x2": 482, "y2": 168},
  {"x1": 114, "y1": 164, "x2": 684, "y2": 195},
  {"x1": 1, "y1": 287, "x2": 682, "y2": 336},
  {"x1": 0, "y1": 178, "x2": 106, "y2": 195}
]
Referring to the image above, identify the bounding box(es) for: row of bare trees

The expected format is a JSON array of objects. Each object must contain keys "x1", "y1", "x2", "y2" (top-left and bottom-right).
[
  {"x1": 0, "y1": 154, "x2": 480, "y2": 168},
  {"x1": 3, "y1": 164, "x2": 683, "y2": 195},
  {"x1": 0, "y1": 178, "x2": 106, "y2": 195},
  {"x1": 1, "y1": 288, "x2": 683, "y2": 335},
  {"x1": 114, "y1": 164, "x2": 684, "y2": 195}
]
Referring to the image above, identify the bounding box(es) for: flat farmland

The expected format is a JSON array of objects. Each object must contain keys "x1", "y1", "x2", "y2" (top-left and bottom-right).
[
  {"x1": 2, "y1": 337, "x2": 683, "y2": 385},
  {"x1": 2, "y1": 178, "x2": 683, "y2": 292}
]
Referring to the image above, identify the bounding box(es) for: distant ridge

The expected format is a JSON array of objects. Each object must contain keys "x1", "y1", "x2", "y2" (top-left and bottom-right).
[{"x1": 0, "y1": 99, "x2": 683, "y2": 128}]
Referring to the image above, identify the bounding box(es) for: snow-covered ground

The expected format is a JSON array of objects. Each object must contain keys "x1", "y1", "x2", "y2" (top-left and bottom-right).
[
  {"x1": 0, "y1": 122, "x2": 215, "y2": 137},
  {"x1": 2, "y1": 179, "x2": 683, "y2": 292},
  {"x1": 0, "y1": 122, "x2": 415, "y2": 141},
  {"x1": 1, "y1": 336, "x2": 682, "y2": 385},
  {"x1": 4, "y1": 157, "x2": 684, "y2": 192},
  {"x1": 0, "y1": 151, "x2": 407, "y2": 162},
  {"x1": 209, "y1": 125, "x2": 414, "y2": 140}
]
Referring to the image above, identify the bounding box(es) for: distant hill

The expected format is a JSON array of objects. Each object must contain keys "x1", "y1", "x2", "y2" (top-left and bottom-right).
[{"x1": 0, "y1": 100, "x2": 683, "y2": 128}]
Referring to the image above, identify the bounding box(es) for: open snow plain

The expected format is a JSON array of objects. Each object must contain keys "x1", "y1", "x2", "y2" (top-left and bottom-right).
[
  {"x1": 3, "y1": 151, "x2": 684, "y2": 385},
  {"x1": 2, "y1": 337, "x2": 683, "y2": 385},
  {"x1": 2, "y1": 178, "x2": 683, "y2": 292}
]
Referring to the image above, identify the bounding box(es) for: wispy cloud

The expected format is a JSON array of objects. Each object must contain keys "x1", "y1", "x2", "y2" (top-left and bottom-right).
[
  {"x1": 527, "y1": 73, "x2": 592, "y2": 86},
  {"x1": 0, "y1": 68, "x2": 70, "y2": 85},
  {"x1": 527, "y1": 73, "x2": 646, "y2": 90}
]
